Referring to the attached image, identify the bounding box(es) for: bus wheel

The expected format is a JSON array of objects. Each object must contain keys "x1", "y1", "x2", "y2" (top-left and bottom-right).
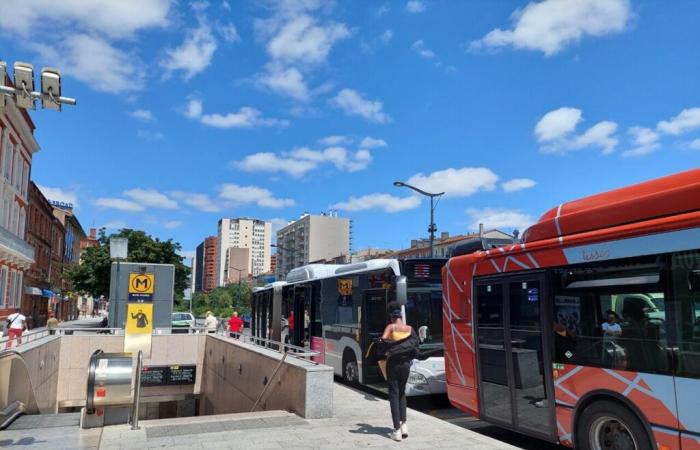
[
  {"x1": 342, "y1": 351, "x2": 358, "y2": 384},
  {"x1": 576, "y1": 400, "x2": 651, "y2": 450}
]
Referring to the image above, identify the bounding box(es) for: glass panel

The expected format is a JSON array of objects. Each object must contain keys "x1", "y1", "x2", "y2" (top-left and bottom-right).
[
  {"x1": 552, "y1": 256, "x2": 669, "y2": 374},
  {"x1": 364, "y1": 290, "x2": 387, "y2": 335},
  {"x1": 671, "y1": 251, "x2": 700, "y2": 379},
  {"x1": 509, "y1": 281, "x2": 550, "y2": 432},
  {"x1": 405, "y1": 288, "x2": 443, "y2": 346},
  {"x1": 476, "y1": 283, "x2": 512, "y2": 423}
]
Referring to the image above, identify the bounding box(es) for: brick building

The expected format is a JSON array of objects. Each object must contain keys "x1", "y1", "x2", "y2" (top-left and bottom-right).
[
  {"x1": 22, "y1": 182, "x2": 65, "y2": 327},
  {"x1": 194, "y1": 236, "x2": 218, "y2": 293},
  {"x1": 0, "y1": 82, "x2": 39, "y2": 323}
]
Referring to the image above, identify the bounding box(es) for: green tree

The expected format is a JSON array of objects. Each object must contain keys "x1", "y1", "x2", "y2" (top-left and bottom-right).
[
  {"x1": 68, "y1": 228, "x2": 190, "y2": 304},
  {"x1": 188, "y1": 282, "x2": 252, "y2": 318}
]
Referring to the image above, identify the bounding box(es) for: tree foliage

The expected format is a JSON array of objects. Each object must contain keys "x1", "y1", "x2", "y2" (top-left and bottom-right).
[
  {"x1": 183, "y1": 283, "x2": 252, "y2": 318},
  {"x1": 68, "y1": 228, "x2": 190, "y2": 303}
]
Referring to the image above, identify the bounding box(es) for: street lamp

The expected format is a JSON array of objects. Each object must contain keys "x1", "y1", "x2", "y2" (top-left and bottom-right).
[
  {"x1": 393, "y1": 181, "x2": 445, "y2": 258},
  {"x1": 0, "y1": 61, "x2": 76, "y2": 115},
  {"x1": 109, "y1": 237, "x2": 128, "y2": 325}
]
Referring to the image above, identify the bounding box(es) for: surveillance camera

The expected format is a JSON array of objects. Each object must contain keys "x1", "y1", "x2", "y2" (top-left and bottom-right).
[
  {"x1": 41, "y1": 67, "x2": 61, "y2": 111},
  {"x1": 13, "y1": 62, "x2": 35, "y2": 110}
]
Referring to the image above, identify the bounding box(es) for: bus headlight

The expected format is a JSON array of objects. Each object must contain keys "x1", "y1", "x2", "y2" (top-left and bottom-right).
[{"x1": 407, "y1": 371, "x2": 428, "y2": 386}]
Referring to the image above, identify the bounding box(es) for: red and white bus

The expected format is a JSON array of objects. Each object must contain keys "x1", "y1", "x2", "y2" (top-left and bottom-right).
[{"x1": 443, "y1": 168, "x2": 700, "y2": 450}]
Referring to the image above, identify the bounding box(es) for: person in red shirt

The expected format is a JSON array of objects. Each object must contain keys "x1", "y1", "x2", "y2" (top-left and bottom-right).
[{"x1": 228, "y1": 311, "x2": 243, "y2": 337}]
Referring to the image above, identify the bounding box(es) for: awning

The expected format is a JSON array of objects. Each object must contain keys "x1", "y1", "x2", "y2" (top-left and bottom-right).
[
  {"x1": 42, "y1": 289, "x2": 55, "y2": 297},
  {"x1": 25, "y1": 286, "x2": 43, "y2": 296}
]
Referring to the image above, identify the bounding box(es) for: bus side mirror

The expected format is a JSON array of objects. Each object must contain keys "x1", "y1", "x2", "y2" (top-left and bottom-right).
[
  {"x1": 396, "y1": 275, "x2": 407, "y2": 305},
  {"x1": 689, "y1": 270, "x2": 700, "y2": 292}
]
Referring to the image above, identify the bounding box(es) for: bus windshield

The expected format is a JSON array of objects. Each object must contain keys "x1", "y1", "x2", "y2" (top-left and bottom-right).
[{"x1": 406, "y1": 288, "x2": 443, "y2": 348}]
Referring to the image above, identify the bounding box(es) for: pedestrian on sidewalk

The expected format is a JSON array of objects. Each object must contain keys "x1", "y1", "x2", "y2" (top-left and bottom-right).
[
  {"x1": 204, "y1": 311, "x2": 218, "y2": 334},
  {"x1": 46, "y1": 312, "x2": 59, "y2": 336},
  {"x1": 5, "y1": 312, "x2": 28, "y2": 349},
  {"x1": 228, "y1": 311, "x2": 243, "y2": 337},
  {"x1": 376, "y1": 302, "x2": 419, "y2": 442}
]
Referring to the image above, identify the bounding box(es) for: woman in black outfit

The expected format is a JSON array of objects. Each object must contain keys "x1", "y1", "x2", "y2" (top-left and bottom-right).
[{"x1": 379, "y1": 303, "x2": 419, "y2": 442}]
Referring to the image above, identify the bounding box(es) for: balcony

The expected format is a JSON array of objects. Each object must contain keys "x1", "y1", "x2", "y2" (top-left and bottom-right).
[{"x1": 0, "y1": 225, "x2": 35, "y2": 268}]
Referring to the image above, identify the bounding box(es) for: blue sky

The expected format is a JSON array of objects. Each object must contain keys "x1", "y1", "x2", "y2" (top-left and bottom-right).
[{"x1": 2, "y1": 0, "x2": 699, "y2": 259}]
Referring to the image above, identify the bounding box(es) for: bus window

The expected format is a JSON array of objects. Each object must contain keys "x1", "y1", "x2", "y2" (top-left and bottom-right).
[
  {"x1": 551, "y1": 257, "x2": 670, "y2": 375},
  {"x1": 671, "y1": 251, "x2": 700, "y2": 378},
  {"x1": 405, "y1": 289, "x2": 443, "y2": 346}
]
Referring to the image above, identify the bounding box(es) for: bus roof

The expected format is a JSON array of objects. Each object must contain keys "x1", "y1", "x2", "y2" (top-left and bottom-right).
[
  {"x1": 285, "y1": 259, "x2": 401, "y2": 283},
  {"x1": 522, "y1": 168, "x2": 700, "y2": 243}
]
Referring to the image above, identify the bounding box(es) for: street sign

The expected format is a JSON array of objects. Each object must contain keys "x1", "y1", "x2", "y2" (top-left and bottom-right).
[
  {"x1": 128, "y1": 272, "x2": 155, "y2": 301},
  {"x1": 124, "y1": 303, "x2": 153, "y2": 357}
]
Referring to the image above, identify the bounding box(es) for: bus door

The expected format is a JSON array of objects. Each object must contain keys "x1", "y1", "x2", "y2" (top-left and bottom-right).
[
  {"x1": 475, "y1": 274, "x2": 556, "y2": 442},
  {"x1": 362, "y1": 288, "x2": 389, "y2": 386}
]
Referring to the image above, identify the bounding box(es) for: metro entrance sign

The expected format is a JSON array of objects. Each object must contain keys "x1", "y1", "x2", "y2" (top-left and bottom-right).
[{"x1": 128, "y1": 272, "x2": 155, "y2": 301}]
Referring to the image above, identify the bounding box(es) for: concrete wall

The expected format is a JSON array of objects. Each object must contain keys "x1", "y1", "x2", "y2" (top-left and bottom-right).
[
  {"x1": 56, "y1": 334, "x2": 205, "y2": 405},
  {"x1": 11, "y1": 336, "x2": 61, "y2": 413},
  {"x1": 200, "y1": 335, "x2": 333, "y2": 419}
]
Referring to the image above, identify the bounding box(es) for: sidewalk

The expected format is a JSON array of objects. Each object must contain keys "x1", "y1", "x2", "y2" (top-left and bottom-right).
[{"x1": 2, "y1": 383, "x2": 522, "y2": 450}]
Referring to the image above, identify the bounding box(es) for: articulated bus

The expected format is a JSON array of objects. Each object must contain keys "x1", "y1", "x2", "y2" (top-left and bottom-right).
[
  {"x1": 443, "y1": 168, "x2": 700, "y2": 450},
  {"x1": 252, "y1": 258, "x2": 447, "y2": 395}
]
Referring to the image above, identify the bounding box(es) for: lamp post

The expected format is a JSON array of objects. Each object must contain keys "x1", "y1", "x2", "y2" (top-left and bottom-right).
[
  {"x1": 393, "y1": 181, "x2": 445, "y2": 258},
  {"x1": 109, "y1": 237, "x2": 128, "y2": 327}
]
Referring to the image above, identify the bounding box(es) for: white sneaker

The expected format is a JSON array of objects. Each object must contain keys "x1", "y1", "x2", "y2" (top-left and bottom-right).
[
  {"x1": 390, "y1": 429, "x2": 402, "y2": 442},
  {"x1": 400, "y1": 422, "x2": 408, "y2": 438}
]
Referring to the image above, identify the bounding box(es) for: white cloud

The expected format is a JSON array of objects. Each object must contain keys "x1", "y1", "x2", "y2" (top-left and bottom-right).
[
  {"x1": 0, "y1": 0, "x2": 172, "y2": 39},
  {"x1": 621, "y1": 127, "x2": 660, "y2": 157},
  {"x1": 37, "y1": 185, "x2": 79, "y2": 207},
  {"x1": 406, "y1": 1, "x2": 426, "y2": 13},
  {"x1": 471, "y1": 0, "x2": 631, "y2": 56},
  {"x1": 406, "y1": 167, "x2": 499, "y2": 198},
  {"x1": 123, "y1": 188, "x2": 178, "y2": 209},
  {"x1": 268, "y1": 217, "x2": 289, "y2": 238},
  {"x1": 184, "y1": 98, "x2": 288, "y2": 129},
  {"x1": 102, "y1": 220, "x2": 128, "y2": 230},
  {"x1": 137, "y1": 129, "x2": 165, "y2": 141},
  {"x1": 171, "y1": 191, "x2": 221, "y2": 212},
  {"x1": 219, "y1": 184, "x2": 295, "y2": 208},
  {"x1": 178, "y1": 249, "x2": 196, "y2": 260},
  {"x1": 467, "y1": 207, "x2": 534, "y2": 232},
  {"x1": 319, "y1": 135, "x2": 351, "y2": 146},
  {"x1": 95, "y1": 198, "x2": 145, "y2": 212},
  {"x1": 218, "y1": 23, "x2": 240, "y2": 42},
  {"x1": 332, "y1": 193, "x2": 421, "y2": 213},
  {"x1": 264, "y1": 14, "x2": 350, "y2": 66},
  {"x1": 657, "y1": 107, "x2": 700, "y2": 135},
  {"x1": 359, "y1": 136, "x2": 388, "y2": 149},
  {"x1": 535, "y1": 107, "x2": 618, "y2": 154},
  {"x1": 535, "y1": 107, "x2": 582, "y2": 141},
  {"x1": 361, "y1": 29, "x2": 393, "y2": 53},
  {"x1": 235, "y1": 152, "x2": 318, "y2": 177},
  {"x1": 161, "y1": 21, "x2": 218, "y2": 80},
  {"x1": 33, "y1": 34, "x2": 143, "y2": 94},
  {"x1": 257, "y1": 64, "x2": 310, "y2": 101},
  {"x1": 690, "y1": 139, "x2": 700, "y2": 151},
  {"x1": 130, "y1": 109, "x2": 155, "y2": 121},
  {"x1": 331, "y1": 89, "x2": 391, "y2": 123},
  {"x1": 411, "y1": 40, "x2": 435, "y2": 58},
  {"x1": 502, "y1": 178, "x2": 536, "y2": 193},
  {"x1": 164, "y1": 220, "x2": 183, "y2": 229}
]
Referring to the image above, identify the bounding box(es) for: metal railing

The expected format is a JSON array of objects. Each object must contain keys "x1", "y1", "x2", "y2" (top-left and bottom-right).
[{"x1": 218, "y1": 330, "x2": 320, "y2": 363}]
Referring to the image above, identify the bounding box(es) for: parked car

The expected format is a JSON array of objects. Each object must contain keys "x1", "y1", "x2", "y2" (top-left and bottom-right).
[{"x1": 171, "y1": 312, "x2": 195, "y2": 333}]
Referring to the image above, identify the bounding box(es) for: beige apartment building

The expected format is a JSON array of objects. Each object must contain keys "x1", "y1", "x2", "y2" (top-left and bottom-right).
[
  {"x1": 216, "y1": 218, "x2": 271, "y2": 286},
  {"x1": 275, "y1": 213, "x2": 350, "y2": 279}
]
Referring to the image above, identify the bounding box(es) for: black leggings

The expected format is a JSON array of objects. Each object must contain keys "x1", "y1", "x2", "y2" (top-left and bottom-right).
[{"x1": 387, "y1": 358, "x2": 411, "y2": 430}]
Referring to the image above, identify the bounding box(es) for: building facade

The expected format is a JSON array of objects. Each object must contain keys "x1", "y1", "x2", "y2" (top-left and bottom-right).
[
  {"x1": 216, "y1": 218, "x2": 271, "y2": 286},
  {"x1": 0, "y1": 89, "x2": 39, "y2": 323},
  {"x1": 275, "y1": 213, "x2": 350, "y2": 279},
  {"x1": 51, "y1": 204, "x2": 86, "y2": 320},
  {"x1": 194, "y1": 236, "x2": 218, "y2": 293},
  {"x1": 22, "y1": 182, "x2": 65, "y2": 327},
  {"x1": 391, "y1": 229, "x2": 515, "y2": 260},
  {"x1": 226, "y1": 247, "x2": 249, "y2": 283}
]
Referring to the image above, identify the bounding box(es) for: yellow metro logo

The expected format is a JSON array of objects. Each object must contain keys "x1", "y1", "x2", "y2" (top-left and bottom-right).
[{"x1": 129, "y1": 273, "x2": 155, "y2": 295}]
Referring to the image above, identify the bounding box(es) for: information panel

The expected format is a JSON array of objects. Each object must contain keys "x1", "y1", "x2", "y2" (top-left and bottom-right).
[{"x1": 140, "y1": 365, "x2": 197, "y2": 386}]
